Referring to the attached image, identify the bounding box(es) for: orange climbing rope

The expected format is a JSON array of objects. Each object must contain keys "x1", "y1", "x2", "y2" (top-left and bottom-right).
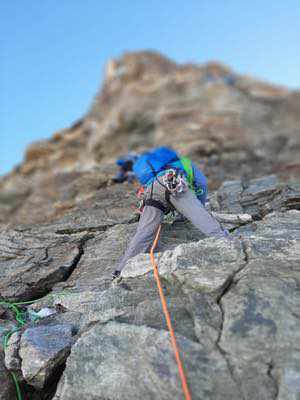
[{"x1": 150, "y1": 225, "x2": 192, "y2": 400}]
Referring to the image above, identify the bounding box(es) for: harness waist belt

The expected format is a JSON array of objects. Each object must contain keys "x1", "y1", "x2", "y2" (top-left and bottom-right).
[{"x1": 144, "y1": 199, "x2": 169, "y2": 214}]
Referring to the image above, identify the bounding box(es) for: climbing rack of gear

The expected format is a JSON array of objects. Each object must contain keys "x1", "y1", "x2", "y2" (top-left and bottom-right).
[{"x1": 162, "y1": 169, "x2": 188, "y2": 194}]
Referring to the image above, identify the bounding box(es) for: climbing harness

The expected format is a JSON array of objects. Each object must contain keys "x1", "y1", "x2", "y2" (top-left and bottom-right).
[
  {"x1": 145, "y1": 169, "x2": 187, "y2": 215},
  {"x1": 133, "y1": 147, "x2": 195, "y2": 215},
  {"x1": 150, "y1": 225, "x2": 192, "y2": 400},
  {"x1": 144, "y1": 198, "x2": 170, "y2": 214},
  {"x1": 133, "y1": 147, "x2": 207, "y2": 212}
]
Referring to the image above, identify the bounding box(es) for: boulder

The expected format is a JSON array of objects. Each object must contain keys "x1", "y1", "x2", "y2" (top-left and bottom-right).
[
  {"x1": 19, "y1": 324, "x2": 75, "y2": 389},
  {"x1": 4, "y1": 331, "x2": 21, "y2": 371}
]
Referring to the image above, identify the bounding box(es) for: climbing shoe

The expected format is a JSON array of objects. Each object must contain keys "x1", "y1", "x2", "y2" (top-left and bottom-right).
[{"x1": 111, "y1": 270, "x2": 122, "y2": 283}]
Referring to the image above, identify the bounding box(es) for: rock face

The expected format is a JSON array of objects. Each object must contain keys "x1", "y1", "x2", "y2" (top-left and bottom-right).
[
  {"x1": 20, "y1": 209, "x2": 296, "y2": 400},
  {"x1": 220, "y1": 211, "x2": 300, "y2": 400},
  {"x1": 19, "y1": 324, "x2": 75, "y2": 389},
  {"x1": 2, "y1": 206, "x2": 299, "y2": 399},
  {"x1": 211, "y1": 175, "x2": 300, "y2": 217},
  {"x1": 0, "y1": 226, "x2": 87, "y2": 301},
  {"x1": 0, "y1": 51, "x2": 300, "y2": 400},
  {"x1": 1, "y1": 51, "x2": 300, "y2": 225},
  {"x1": 54, "y1": 322, "x2": 241, "y2": 400}
]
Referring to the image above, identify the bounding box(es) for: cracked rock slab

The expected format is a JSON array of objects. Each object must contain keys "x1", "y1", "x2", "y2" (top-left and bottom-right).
[
  {"x1": 50, "y1": 278, "x2": 197, "y2": 342},
  {"x1": 212, "y1": 212, "x2": 253, "y2": 230},
  {"x1": 52, "y1": 184, "x2": 138, "y2": 233},
  {"x1": 55, "y1": 220, "x2": 205, "y2": 292},
  {"x1": 213, "y1": 175, "x2": 300, "y2": 217},
  {"x1": 19, "y1": 324, "x2": 75, "y2": 389},
  {"x1": 218, "y1": 211, "x2": 300, "y2": 400},
  {"x1": 0, "y1": 226, "x2": 85, "y2": 301},
  {"x1": 123, "y1": 236, "x2": 245, "y2": 298},
  {"x1": 54, "y1": 224, "x2": 137, "y2": 292},
  {"x1": 54, "y1": 321, "x2": 241, "y2": 400}
]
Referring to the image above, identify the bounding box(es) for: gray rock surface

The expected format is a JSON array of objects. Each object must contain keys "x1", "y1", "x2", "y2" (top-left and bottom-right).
[
  {"x1": 123, "y1": 236, "x2": 244, "y2": 296},
  {"x1": 4, "y1": 331, "x2": 21, "y2": 371},
  {"x1": 0, "y1": 226, "x2": 88, "y2": 301},
  {"x1": 0, "y1": 354, "x2": 15, "y2": 400},
  {"x1": 0, "y1": 178, "x2": 299, "y2": 400},
  {"x1": 212, "y1": 175, "x2": 300, "y2": 217},
  {"x1": 34, "y1": 210, "x2": 300, "y2": 399},
  {"x1": 19, "y1": 324, "x2": 75, "y2": 389},
  {"x1": 54, "y1": 322, "x2": 241, "y2": 400},
  {"x1": 218, "y1": 210, "x2": 300, "y2": 400},
  {"x1": 0, "y1": 315, "x2": 18, "y2": 399},
  {"x1": 52, "y1": 184, "x2": 138, "y2": 234}
]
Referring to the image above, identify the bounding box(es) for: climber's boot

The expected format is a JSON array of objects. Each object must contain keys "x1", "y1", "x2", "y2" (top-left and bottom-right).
[{"x1": 111, "y1": 270, "x2": 122, "y2": 284}]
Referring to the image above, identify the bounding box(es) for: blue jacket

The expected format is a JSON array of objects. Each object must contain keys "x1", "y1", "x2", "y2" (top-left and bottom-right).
[{"x1": 191, "y1": 162, "x2": 207, "y2": 205}]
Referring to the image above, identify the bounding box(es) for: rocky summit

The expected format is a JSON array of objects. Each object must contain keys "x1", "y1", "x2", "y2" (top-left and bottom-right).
[{"x1": 0, "y1": 51, "x2": 300, "y2": 400}]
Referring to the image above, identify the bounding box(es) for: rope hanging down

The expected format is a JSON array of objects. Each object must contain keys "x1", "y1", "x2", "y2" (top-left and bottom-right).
[{"x1": 150, "y1": 225, "x2": 192, "y2": 400}]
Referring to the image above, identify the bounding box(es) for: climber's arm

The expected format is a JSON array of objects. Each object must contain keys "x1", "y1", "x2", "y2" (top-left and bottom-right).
[{"x1": 191, "y1": 163, "x2": 207, "y2": 206}]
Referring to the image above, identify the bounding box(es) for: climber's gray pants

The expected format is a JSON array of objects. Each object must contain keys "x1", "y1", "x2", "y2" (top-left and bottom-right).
[{"x1": 115, "y1": 177, "x2": 224, "y2": 272}]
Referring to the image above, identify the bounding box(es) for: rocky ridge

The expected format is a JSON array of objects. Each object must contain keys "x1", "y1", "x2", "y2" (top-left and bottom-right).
[
  {"x1": 1, "y1": 51, "x2": 300, "y2": 225},
  {"x1": 0, "y1": 52, "x2": 300, "y2": 399}
]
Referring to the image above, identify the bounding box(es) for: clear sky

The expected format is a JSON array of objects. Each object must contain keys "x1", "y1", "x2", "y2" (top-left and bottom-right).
[{"x1": 1, "y1": 0, "x2": 299, "y2": 175}]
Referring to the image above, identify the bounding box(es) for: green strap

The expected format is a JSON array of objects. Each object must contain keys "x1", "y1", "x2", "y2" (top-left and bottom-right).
[
  {"x1": 179, "y1": 156, "x2": 194, "y2": 190},
  {"x1": 10, "y1": 372, "x2": 23, "y2": 400}
]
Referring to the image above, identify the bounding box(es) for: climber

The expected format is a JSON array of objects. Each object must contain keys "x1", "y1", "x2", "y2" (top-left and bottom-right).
[
  {"x1": 112, "y1": 147, "x2": 230, "y2": 281},
  {"x1": 112, "y1": 152, "x2": 138, "y2": 183}
]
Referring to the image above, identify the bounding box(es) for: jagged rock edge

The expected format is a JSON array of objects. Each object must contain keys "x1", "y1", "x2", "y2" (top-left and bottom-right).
[
  {"x1": 54, "y1": 214, "x2": 138, "y2": 235},
  {"x1": 211, "y1": 238, "x2": 249, "y2": 400},
  {"x1": 266, "y1": 361, "x2": 279, "y2": 400},
  {"x1": 214, "y1": 238, "x2": 280, "y2": 400}
]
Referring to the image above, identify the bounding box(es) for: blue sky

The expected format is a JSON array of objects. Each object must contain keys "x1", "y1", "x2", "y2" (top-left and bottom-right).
[{"x1": 1, "y1": 0, "x2": 299, "y2": 175}]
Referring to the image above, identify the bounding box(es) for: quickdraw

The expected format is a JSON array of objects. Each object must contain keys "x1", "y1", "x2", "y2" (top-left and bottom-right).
[{"x1": 162, "y1": 169, "x2": 188, "y2": 194}]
